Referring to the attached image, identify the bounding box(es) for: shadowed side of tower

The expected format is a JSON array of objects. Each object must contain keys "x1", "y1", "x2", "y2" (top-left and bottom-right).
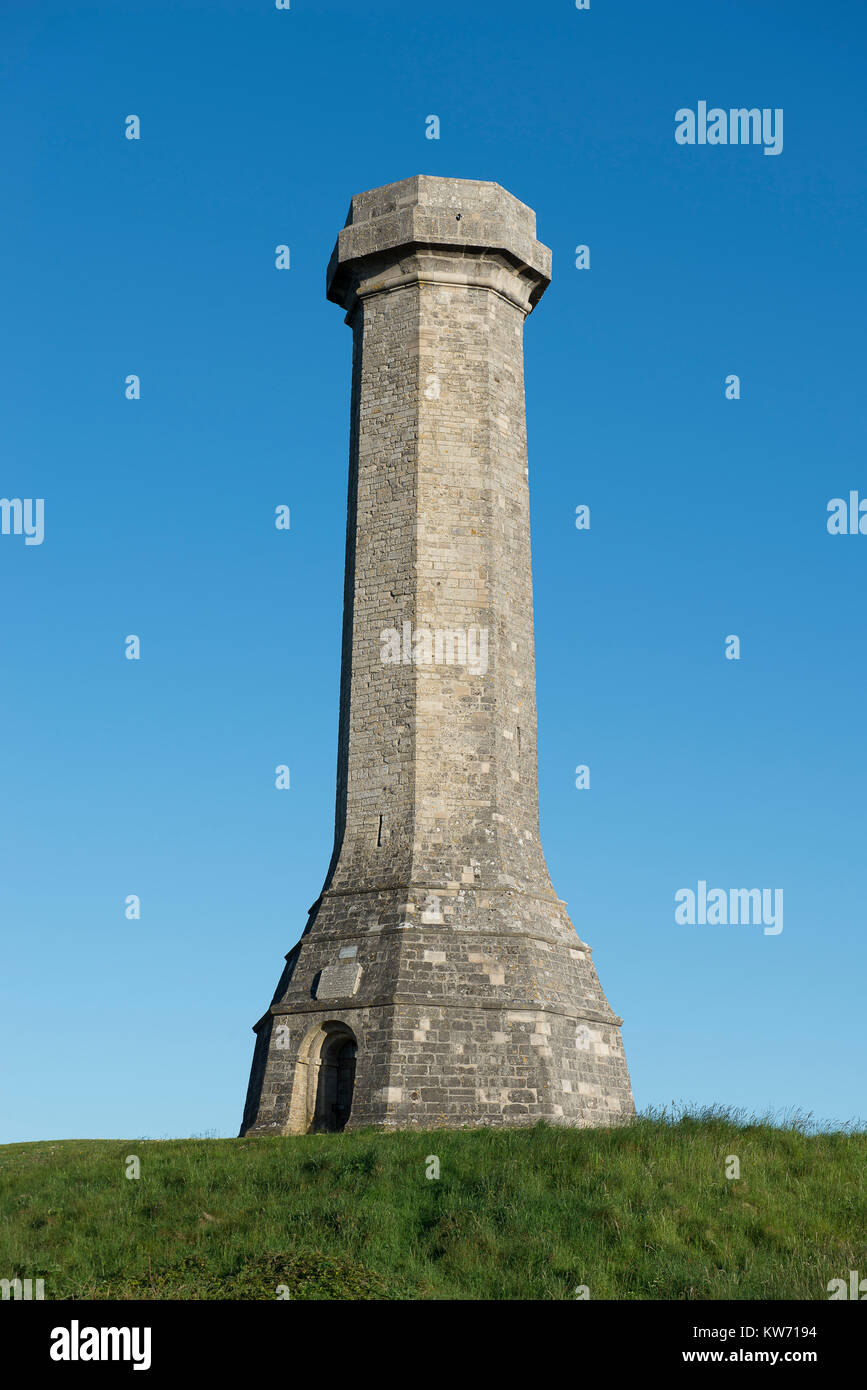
[{"x1": 241, "y1": 176, "x2": 635, "y2": 1135}]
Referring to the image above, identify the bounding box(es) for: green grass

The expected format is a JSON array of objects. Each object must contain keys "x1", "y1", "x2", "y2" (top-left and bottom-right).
[{"x1": 1, "y1": 1109, "x2": 864, "y2": 1299}]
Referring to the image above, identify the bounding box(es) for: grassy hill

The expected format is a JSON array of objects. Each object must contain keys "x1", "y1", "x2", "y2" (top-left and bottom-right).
[{"x1": 1, "y1": 1110, "x2": 864, "y2": 1300}]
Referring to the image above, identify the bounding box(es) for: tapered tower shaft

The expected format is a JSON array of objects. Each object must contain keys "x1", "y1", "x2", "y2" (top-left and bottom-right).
[{"x1": 241, "y1": 177, "x2": 634, "y2": 1135}]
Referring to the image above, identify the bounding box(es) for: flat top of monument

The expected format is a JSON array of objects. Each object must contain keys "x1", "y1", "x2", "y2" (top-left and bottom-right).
[{"x1": 344, "y1": 175, "x2": 538, "y2": 237}]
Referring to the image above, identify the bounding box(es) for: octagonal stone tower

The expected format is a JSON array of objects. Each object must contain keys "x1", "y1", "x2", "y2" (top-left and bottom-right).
[{"x1": 241, "y1": 176, "x2": 634, "y2": 1134}]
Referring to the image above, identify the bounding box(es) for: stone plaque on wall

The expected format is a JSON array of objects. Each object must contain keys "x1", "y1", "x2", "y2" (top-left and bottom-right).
[{"x1": 314, "y1": 962, "x2": 362, "y2": 1000}]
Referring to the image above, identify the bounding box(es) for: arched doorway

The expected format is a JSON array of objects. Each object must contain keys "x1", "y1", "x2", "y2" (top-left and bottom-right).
[
  {"x1": 312, "y1": 1027, "x2": 357, "y2": 1133},
  {"x1": 284, "y1": 1020, "x2": 359, "y2": 1135}
]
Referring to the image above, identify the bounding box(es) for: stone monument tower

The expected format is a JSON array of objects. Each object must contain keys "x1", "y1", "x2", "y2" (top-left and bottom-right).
[{"x1": 241, "y1": 176, "x2": 634, "y2": 1134}]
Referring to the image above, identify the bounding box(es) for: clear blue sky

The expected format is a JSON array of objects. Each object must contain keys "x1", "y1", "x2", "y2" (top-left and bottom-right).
[{"x1": 2, "y1": 0, "x2": 865, "y2": 1142}]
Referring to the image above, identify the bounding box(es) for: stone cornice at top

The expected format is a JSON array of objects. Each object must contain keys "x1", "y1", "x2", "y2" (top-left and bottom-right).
[{"x1": 326, "y1": 175, "x2": 552, "y2": 311}]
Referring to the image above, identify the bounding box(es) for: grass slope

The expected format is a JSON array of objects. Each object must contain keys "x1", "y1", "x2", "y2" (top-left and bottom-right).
[{"x1": 1, "y1": 1111, "x2": 865, "y2": 1300}]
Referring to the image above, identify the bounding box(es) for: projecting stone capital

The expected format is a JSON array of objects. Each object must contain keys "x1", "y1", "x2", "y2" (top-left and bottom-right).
[{"x1": 326, "y1": 174, "x2": 552, "y2": 317}]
